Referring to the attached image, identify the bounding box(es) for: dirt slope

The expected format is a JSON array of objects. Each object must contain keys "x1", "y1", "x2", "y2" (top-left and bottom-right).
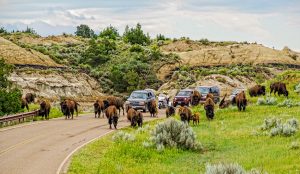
[
  {"x1": 0, "y1": 36, "x2": 63, "y2": 67},
  {"x1": 158, "y1": 40, "x2": 300, "y2": 80}
]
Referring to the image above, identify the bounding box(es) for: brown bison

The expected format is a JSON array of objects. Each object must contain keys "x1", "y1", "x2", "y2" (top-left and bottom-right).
[
  {"x1": 192, "y1": 112, "x2": 200, "y2": 125},
  {"x1": 21, "y1": 98, "x2": 29, "y2": 111},
  {"x1": 126, "y1": 105, "x2": 137, "y2": 121},
  {"x1": 206, "y1": 93, "x2": 214, "y2": 100},
  {"x1": 107, "y1": 96, "x2": 125, "y2": 116},
  {"x1": 219, "y1": 94, "x2": 231, "y2": 109},
  {"x1": 105, "y1": 105, "x2": 119, "y2": 129},
  {"x1": 39, "y1": 100, "x2": 51, "y2": 120},
  {"x1": 60, "y1": 99, "x2": 79, "y2": 119},
  {"x1": 191, "y1": 90, "x2": 201, "y2": 106},
  {"x1": 132, "y1": 111, "x2": 143, "y2": 127},
  {"x1": 147, "y1": 100, "x2": 157, "y2": 117},
  {"x1": 166, "y1": 106, "x2": 175, "y2": 118},
  {"x1": 235, "y1": 91, "x2": 247, "y2": 111},
  {"x1": 94, "y1": 99, "x2": 105, "y2": 118},
  {"x1": 270, "y1": 82, "x2": 289, "y2": 97},
  {"x1": 25, "y1": 93, "x2": 36, "y2": 104},
  {"x1": 204, "y1": 98, "x2": 215, "y2": 120},
  {"x1": 249, "y1": 85, "x2": 266, "y2": 97},
  {"x1": 178, "y1": 106, "x2": 192, "y2": 123}
]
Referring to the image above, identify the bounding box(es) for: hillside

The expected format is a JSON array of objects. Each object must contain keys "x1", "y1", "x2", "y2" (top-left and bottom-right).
[
  {"x1": 158, "y1": 40, "x2": 300, "y2": 81},
  {"x1": 1, "y1": 32, "x2": 300, "y2": 101},
  {"x1": 0, "y1": 36, "x2": 64, "y2": 67}
]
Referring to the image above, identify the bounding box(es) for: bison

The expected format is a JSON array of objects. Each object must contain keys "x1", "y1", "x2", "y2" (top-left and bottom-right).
[
  {"x1": 25, "y1": 93, "x2": 36, "y2": 104},
  {"x1": 192, "y1": 112, "x2": 200, "y2": 125},
  {"x1": 204, "y1": 98, "x2": 215, "y2": 120},
  {"x1": 107, "y1": 96, "x2": 125, "y2": 116},
  {"x1": 270, "y1": 82, "x2": 289, "y2": 97},
  {"x1": 60, "y1": 99, "x2": 79, "y2": 119},
  {"x1": 105, "y1": 105, "x2": 119, "y2": 129},
  {"x1": 249, "y1": 85, "x2": 266, "y2": 97},
  {"x1": 191, "y1": 90, "x2": 201, "y2": 106},
  {"x1": 178, "y1": 105, "x2": 192, "y2": 123},
  {"x1": 39, "y1": 100, "x2": 51, "y2": 120},
  {"x1": 206, "y1": 93, "x2": 214, "y2": 100},
  {"x1": 166, "y1": 105, "x2": 175, "y2": 118},
  {"x1": 94, "y1": 99, "x2": 105, "y2": 118},
  {"x1": 132, "y1": 111, "x2": 143, "y2": 127},
  {"x1": 126, "y1": 105, "x2": 137, "y2": 121},
  {"x1": 147, "y1": 100, "x2": 157, "y2": 117},
  {"x1": 236, "y1": 91, "x2": 247, "y2": 111},
  {"x1": 219, "y1": 94, "x2": 230, "y2": 109},
  {"x1": 21, "y1": 98, "x2": 29, "y2": 111}
]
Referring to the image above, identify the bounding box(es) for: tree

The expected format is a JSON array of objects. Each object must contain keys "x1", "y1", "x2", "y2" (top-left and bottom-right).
[
  {"x1": 0, "y1": 58, "x2": 22, "y2": 116},
  {"x1": 75, "y1": 24, "x2": 95, "y2": 38},
  {"x1": 123, "y1": 23, "x2": 150, "y2": 45},
  {"x1": 23, "y1": 26, "x2": 38, "y2": 35},
  {"x1": 81, "y1": 38, "x2": 116, "y2": 66},
  {"x1": 99, "y1": 26, "x2": 119, "y2": 40}
]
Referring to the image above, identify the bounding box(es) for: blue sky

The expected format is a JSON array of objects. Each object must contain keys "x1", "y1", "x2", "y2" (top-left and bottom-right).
[{"x1": 0, "y1": 0, "x2": 299, "y2": 51}]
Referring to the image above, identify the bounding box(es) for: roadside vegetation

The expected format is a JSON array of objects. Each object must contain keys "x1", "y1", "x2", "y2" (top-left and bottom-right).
[{"x1": 68, "y1": 73, "x2": 300, "y2": 173}]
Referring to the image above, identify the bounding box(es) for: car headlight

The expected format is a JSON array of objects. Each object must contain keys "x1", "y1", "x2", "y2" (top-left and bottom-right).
[{"x1": 139, "y1": 101, "x2": 145, "y2": 105}]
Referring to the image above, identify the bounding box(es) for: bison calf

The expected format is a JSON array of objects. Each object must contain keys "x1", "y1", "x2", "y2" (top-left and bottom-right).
[{"x1": 192, "y1": 113, "x2": 200, "y2": 125}]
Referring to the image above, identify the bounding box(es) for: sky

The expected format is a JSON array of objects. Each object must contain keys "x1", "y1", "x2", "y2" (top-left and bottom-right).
[{"x1": 0, "y1": 0, "x2": 299, "y2": 51}]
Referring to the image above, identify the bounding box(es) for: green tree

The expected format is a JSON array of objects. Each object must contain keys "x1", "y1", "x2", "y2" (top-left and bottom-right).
[
  {"x1": 0, "y1": 59, "x2": 22, "y2": 116},
  {"x1": 75, "y1": 24, "x2": 95, "y2": 38},
  {"x1": 123, "y1": 23, "x2": 150, "y2": 45},
  {"x1": 99, "y1": 26, "x2": 119, "y2": 40},
  {"x1": 81, "y1": 38, "x2": 116, "y2": 66},
  {"x1": 22, "y1": 26, "x2": 38, "y2": 35}
]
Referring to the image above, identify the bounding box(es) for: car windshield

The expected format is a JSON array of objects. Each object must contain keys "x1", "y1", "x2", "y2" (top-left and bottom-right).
[
  {"x1": 197, "y1": 87, "x2": 210, "y2": 94},
  {"x1": 130, "y1": 92, "x2": 147, "y2": 99},
  {"x1": 177, "y1": 91, "x2": 192, "y2": 96}
]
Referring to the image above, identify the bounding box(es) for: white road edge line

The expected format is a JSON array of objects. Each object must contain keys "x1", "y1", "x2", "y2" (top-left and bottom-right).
[{"x1": 55, "y1": 126, "x2": 125, "y2": 174}]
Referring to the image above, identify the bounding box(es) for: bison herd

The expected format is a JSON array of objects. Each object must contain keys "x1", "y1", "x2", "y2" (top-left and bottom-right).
[{"x1": 19, "y1": 81, "x2": 289, "y2": 129}]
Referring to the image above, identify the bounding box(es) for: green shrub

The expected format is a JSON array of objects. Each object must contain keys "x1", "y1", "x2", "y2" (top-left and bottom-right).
[
  {"x1": 112, "y1": 131, "x2": 136, "y2": 142},
  {"x1": 277, "y1": 99, "x2": 300, "y2": 108},
  {"x1": 205, "y1": 163, "x2": 267, "y2": 174},
  {"x1": 256, "y1": 97, "x2": 277, "y2": 106},
  {"x1": 150, "y1": 118, "x2": 202, "y2": 151},
  {"x1": 260, "y1": 117, "x2": 298, "y2": 137}
]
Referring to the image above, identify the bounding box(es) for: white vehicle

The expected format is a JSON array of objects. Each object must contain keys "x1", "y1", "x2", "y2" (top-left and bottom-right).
[{"x1": 158, "y1": 93, "x2": 168, "y2": 109}]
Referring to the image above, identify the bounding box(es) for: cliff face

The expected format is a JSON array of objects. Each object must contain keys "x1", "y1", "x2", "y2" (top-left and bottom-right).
[{"x1": 9, "y1": 69, "x2": 103, "y2": 102}]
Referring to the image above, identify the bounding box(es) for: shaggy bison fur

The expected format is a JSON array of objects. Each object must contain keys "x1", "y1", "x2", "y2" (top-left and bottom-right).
[
  {"x1": 270, "y1": 82, "x2": 289, "y2": 97},
  {"x1": 107, "y1": 96, "x2": 125, "y2": 116},
  {"x1": 204, "y1": 98, "x2": 215, "y2": 120},
  {"x1": 21, "y1": 98, "x2": 29, "y2": 111},
  {"x1": 191, "y1": 90, "x2": 201, "y2": 106},
  {"x1": 178, "y1": 105, "x2": 192, "y2": 124},
  {"x1": 236, "y1": 91, "x2": 247, "y2": 111},
  {"x1": 219, "y1": 94, "x2": 230, "y2": 109},
  {"x1": 147, "y1": 100, "x2": 157, "y2": 117},
  {"x1": 166, "y1": 105, "x2": 175, "y2": 118},
  {"x1": 105, "y1": 105, "x2": 119, "y2": 129},
  {"x1": 249, "y1": 85, "x2": 266, "y2": 97},
  {"x1": 60, "y1": 99, "x2": 79, "y2": 119},
  {"x1": 39, "y1": 100, "x2": 51, "y2": 120},
  {"x1": 94, "y1": 99, "x2": 105, "y2": 118}
]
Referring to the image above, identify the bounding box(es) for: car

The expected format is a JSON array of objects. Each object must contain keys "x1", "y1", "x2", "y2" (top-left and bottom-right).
[
  {"x1": 158, "y1": 93, "x2": 169, "y2": 109},
  {"x1": 173, "y1": 89, "x2": 193, "y2": 107},
  {"x1": 229, "y1": 88, "x2": 246, "y2": 101},
  {"x1": 125, "y1": 90, "x2": 156, "y2": 112},
  {"x1": 196, "y1": 86, "x2": 220, "y2": 104}
]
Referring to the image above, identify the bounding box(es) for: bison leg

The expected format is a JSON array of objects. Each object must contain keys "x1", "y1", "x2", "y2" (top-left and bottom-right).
[{"x1": 113, "y1": 116, "x2": 118, "y2": 129}]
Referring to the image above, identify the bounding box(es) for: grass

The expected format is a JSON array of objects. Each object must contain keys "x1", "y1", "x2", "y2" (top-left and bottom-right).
[{"x1": 67, "y1": 102, "x2": 300, "y2": 174}]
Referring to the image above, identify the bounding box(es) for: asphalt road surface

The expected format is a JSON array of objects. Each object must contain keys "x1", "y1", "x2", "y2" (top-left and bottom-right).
[{"x1": 0, "y1": 109, "x2": 165, "y2": 174}]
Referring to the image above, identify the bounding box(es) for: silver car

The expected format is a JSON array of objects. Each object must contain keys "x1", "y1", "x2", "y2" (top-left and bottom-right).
[{"x1": 125, "y1": 90, "x2": 156, "y2": 112}]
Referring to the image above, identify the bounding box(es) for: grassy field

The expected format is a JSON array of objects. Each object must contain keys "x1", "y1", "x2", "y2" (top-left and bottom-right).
[{"x1": 67, "y1": 97, "x2": 300, "y2": 174}]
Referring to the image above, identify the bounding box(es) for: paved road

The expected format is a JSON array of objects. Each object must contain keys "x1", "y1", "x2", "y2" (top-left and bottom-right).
[{"x1": 0, "y1": 110, "x2": 165, "y2": 174}]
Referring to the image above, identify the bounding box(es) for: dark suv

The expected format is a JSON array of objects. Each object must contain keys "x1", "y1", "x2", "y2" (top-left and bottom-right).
[
  {"x1": 173, "y1": 89, "x2": 193, "y2": 107},
  {"x1": 125, "y1": 90, "x2": 156, "y2": 112},
  {"x1": 196, "y1": 86, "x2": 220, "y2": 103}
]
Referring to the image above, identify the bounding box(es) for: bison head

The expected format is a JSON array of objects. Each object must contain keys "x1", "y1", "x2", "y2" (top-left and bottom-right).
[{"x1": 60, "y1": 101, "x2": 68, "y2": 115}]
